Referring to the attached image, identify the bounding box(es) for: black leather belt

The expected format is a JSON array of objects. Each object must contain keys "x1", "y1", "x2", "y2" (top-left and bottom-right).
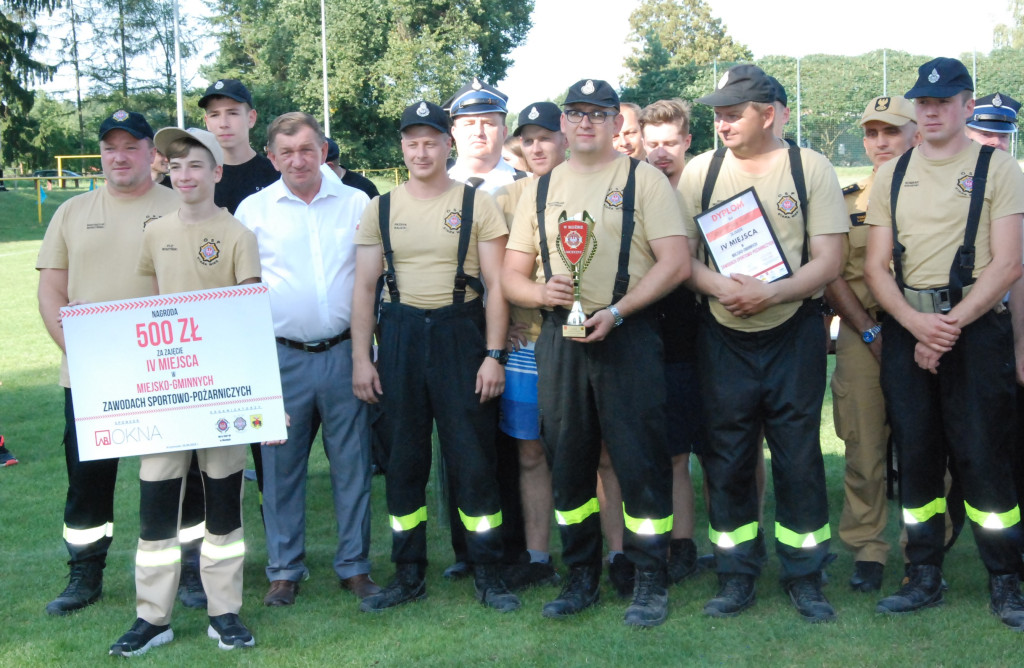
[{"x1": 276, "y1": 329, "x2": 351, "y2": 353}]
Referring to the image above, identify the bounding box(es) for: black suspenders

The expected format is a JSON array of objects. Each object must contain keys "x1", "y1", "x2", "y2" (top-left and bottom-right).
[
  {"x1": 700, "y1": 143, "x2": 809, "y2": 267},
  {"x1": 889, "y1": 144, "x2": 994, "y2": 301},
  {"x1": 536, "y1": 157, "x2": 640, "y2": 304},
  {"x1": 376, "y1": 184, "x2": 484, "y2": 307}
]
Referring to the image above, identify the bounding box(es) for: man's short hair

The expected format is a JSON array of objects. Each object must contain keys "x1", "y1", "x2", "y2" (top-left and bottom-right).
[
  {"x1": 164, "y1": 137, "x2": 217, "y2": 168},
  {"x1": 267, "y1": 112, "x2": 325, "y2": 150},
  {"x1": 639, "y1": 99, "x2": 692, "y2": 136},
  {"x1": 620, "y1": 102, "x2": 642, "y2": 116}
]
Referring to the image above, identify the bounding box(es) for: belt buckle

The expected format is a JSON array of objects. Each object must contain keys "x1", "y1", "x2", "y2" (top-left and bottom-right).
[
  {"x1": 931, "y1": 288, "x2": 952, "y2": 314},
  {"x1": 306, "y1": 340, "x2": 328, "y2": 353}
]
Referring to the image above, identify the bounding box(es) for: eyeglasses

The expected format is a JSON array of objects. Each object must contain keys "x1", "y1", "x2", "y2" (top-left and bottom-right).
[{"x1": 564, "y1": 109, "x2": 617, "y2": 124}]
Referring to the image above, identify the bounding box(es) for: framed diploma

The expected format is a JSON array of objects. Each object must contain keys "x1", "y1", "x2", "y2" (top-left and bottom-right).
[
  {"x1": 61, "y1": 284, "x2": 287, "y2": 461},
  {"x1": 694, "y1": 187, "x2": 792, "y2": 283}
]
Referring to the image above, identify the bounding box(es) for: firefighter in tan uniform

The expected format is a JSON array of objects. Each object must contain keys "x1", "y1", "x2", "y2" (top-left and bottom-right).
[
  {"x1": 865, "y1": 57, "x2": 1024, "y2": 630},
  {"x1": 825, "y1": 96, "x2": 917, "y2": 593}
]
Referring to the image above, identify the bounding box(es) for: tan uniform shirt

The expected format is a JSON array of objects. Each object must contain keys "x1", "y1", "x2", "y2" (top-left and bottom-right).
[
  {"x1": 507, "y1": 155, "x2": 689, "y2": 315},
  {"x1": 355, "y1": 182, "x2": 508, "y2": 310},
  {"x1": 495, "y1": 178, "x2": 542, "y2": 340},
  {"x1": 840, "y1": 175, "x2": 878, "y2": 311},
  {"x1": 866, "y1": 142, "x2": 1024, "y2": 288},
  {"x1": 137, "y1": 208, "x2": 262, "y2": 293},
  {"x1": 36, "y1": 184, "x2": 180, "y2": 386},
  {"x1": 679, "y1": 146, "x2": 847, "y2": 332}
]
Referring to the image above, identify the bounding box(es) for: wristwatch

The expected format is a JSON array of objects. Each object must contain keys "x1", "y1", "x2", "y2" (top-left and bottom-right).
[
  {"x1": 608, "y1": 305, "x2": 624, "y2": 328},
  {"x1": 485, "y1": 349, "x2": 509, "y2": 365},
  {"x1": 862, "y1": 324, "x2": 882, "y2": 344}
]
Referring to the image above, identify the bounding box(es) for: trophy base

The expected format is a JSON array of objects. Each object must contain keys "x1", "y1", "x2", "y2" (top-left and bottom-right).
[{"x1": 562, "y1": 324, "x2": 587, "y2": 338}]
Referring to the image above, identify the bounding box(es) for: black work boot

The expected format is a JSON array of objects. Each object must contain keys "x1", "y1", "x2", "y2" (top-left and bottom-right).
[
  {"x1": 608, "y1": 553, "x2": 634, "y2": 598},
  {"x1": 876, "y1": 564, "x2": 943, "y2": 614},
  {"x1": 667, "y1": 538, "x2": 698, "y2": 584},
  {"x1": 177, "y1": 549, "x2": 208, "y2": 609},
  {"x1": 623, "y1": 566, "x2": 669, "y2": 628},
  {"x1": 849, "y1": 561, "x2": 884, "y2": 592},
  {"x1": 359, "y1": 563, "x2": 426, "y2": 612},
  {"x1": 703, "y1": 574, "x2": 756, "y2": 618},
  {"x1": 542, "y1": 565, "x2": 600, "y2": 618},
  {"x1": 786, "y1": 573, "x2": 837, "y2": 623},
  {"x1": 474, "y1": 564, "x2": 521, "y2": 612},
  {"x1": 502, "y1": 555, "x2": 560, "y2": 592},
  {"x1": 990, "y1": 573, "x2": 1024, "y2": 631},
  {"x1": 46, "y1": 561, "x2": 103, "y2": 616}
]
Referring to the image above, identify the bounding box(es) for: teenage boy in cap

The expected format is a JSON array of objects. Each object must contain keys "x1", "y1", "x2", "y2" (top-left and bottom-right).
[
  {"x1": 492, "y1": 101, "x2": 567, "y2": 591},
  {"x1": 200, "y1": 79, "x2": 279, "y2": 215},
  {"x1": 503, "y1": 79, "x2": 690, "y2": 627},
  {"x1": 37, "y1": 110, "x2": 180, "y2": 615},
  {"x1": 965, "y1": 92, "x2": 1019, "y2": 152},
  {"x1": 825, "y1": 95, "x2": 917, "y2": 594},
  {"x1": 108, "y1": 128, "x2": 262, "y2": 656},
  {"x1": 865, "y1": 57, "x2": 1024, "y2": 629},
  {"x1": 612, "y1": 102, "x2": 646, "y2": 160},
  {"x1": 352, "y1": 101, "x2": 519, "y2": 613},
  {"x1": 175, "y1": 77, "x2": 276, "y2": 609},
  {"x1": 324, "y1": 137, "x2": 380, "y2": 199},
  {"x1": 680, "y1": 64, "x2": 846, "y2": 622},
  {"x1": 444, "y1": 77, "x2": 524, "y2": 194}
]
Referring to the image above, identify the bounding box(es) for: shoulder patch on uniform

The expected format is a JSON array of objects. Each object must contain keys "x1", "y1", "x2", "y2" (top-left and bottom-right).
[
  {"x1": 842, "y1": 183, "x2": 861, "y2": 196},
  {"x1": 850, "y1": 212, "x2": 866, "y2": 226}
]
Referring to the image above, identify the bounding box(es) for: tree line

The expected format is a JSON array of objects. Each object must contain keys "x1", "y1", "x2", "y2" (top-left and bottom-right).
[{"x1": 4, "y1": 0, "x2": 1024, "y2": 173}]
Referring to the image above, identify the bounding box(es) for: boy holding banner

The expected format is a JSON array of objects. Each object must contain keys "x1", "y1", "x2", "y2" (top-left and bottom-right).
[{"x1": 108, "y1": 127, "x2": 263, "y2": 656}]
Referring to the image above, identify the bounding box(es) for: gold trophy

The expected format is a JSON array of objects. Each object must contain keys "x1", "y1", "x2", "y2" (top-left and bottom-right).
[{"x1": 556, "y1": 211, "x2": 598, "y2": 338}]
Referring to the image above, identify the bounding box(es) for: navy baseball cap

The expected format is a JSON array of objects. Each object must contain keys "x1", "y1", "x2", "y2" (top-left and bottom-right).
[
  {"x1": 767, "y1": 75, "x2": 788, "y2": 106},
  {"x1": 513, "y1": 102, "x2": 562, "y2": 136},
  {"x1": 563, "y1": 79, "x2": 619, "y2": 109},
  {"x1": 325, "y1": 137, "x2": 340, "y2": 163},
  {"x1": 968, "y1": 92, "x2": 1019, "y2": 134},
  {"x1": 199, "y1": 79, "x2": 255, "y2": 108},
  {"x1": 905, "y1": 58, "x2": 973, "y2": 99},
  {"x1": 697, "y1": 65, "x2": 776, "y2": 107},
  {"x1": 99, "y1": 110, "x2": 154, "y2": 141},
  {"x1": 400, "y1": 101, "x2": 450, "y2": 134},
  {"x1": 444, "y1": 78, "x2": 509, "y2": 117}
]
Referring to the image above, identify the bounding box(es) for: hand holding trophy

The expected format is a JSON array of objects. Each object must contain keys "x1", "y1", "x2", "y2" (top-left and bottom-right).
[{"x1": 556, "y1": 211, "x2": 598, "y2": 338}]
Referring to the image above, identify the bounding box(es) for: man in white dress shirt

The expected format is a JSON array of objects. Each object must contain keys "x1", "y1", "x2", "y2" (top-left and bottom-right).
[{"x1": 234, "y1": 112, "x2": 378, "y2": 605}]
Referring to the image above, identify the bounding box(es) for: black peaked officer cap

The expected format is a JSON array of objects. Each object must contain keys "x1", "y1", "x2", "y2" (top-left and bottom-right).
[
  {"x1": 905, "y1": 57, "x2": 973, "y2": 99},
  {"x1": 199, "y1": 79, "x2": 255, "y2": 108},
  {"x1": 443, "y1": 77, "x2": 509, "y2": 117},
  {"x1": 697, "y1": 65, "x2": 776, "y2": 106},
  {"x1": 400, "y1": 101, "x2": 450, "y2": 135},
  {"x1": 99, "y1": 110, "x2": 154, "y2": 141},
  {"x1": 514, "y1": 102, "x2": 562, "y2": 136},
  {"x1": 968, "y1": 92, "x2": 1020, "y2": 134}
]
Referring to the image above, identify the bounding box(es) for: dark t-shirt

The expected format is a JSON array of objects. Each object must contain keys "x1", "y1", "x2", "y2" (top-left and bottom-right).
[
  {"x1": 216, "y1": 153, "x2": 280, "y2": 214},
  {"x1": 340, "y1": 167, "x2": 380, "y2": 199}
]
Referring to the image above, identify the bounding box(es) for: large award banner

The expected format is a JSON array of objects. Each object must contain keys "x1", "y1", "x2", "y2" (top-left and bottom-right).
[{"x1": 62, "y1": 284, "x2": 286, "y2": 461}]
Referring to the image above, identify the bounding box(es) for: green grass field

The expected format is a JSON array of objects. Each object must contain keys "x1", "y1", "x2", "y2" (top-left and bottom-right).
[{"x1": 1, "y1": 184, "x2": 1022, "y2": 666}]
